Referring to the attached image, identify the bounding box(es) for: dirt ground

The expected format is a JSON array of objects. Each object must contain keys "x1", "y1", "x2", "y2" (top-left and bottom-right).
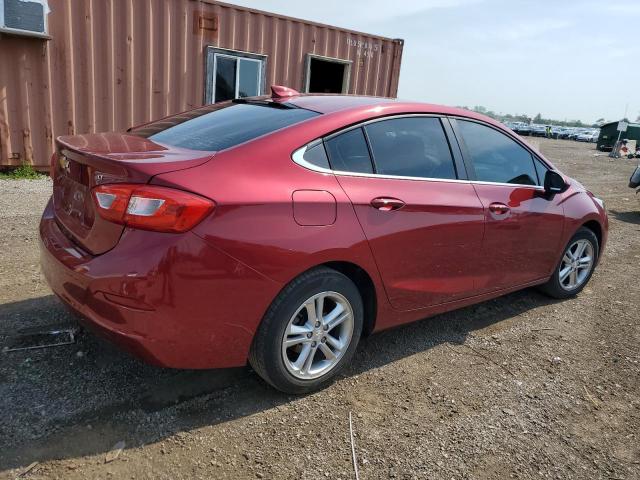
[{"x1": 1, "y1": 138, "x2": 639, "y2": 480}]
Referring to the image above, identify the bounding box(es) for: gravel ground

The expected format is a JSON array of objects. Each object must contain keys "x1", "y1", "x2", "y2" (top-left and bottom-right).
[{"x1": 1, "y1": 138, "x2": 639, "y2": 480}]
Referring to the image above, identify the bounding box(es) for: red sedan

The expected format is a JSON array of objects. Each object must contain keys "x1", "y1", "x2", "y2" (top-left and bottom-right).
[{"x1": 40, "y1": 86, "x2": 608, "y2": 393}]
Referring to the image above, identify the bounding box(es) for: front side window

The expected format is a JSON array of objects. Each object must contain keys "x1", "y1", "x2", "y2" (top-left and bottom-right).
[
  {"x1": 533, "y1": 157, "x2": 549, "y2": 185},
  {"x1": 324, "y1": 128, "x2": 374, "y2": 174},
  {"x1": 364, "y1": 117, "x2": 457, "y2": 179},
  {"x1": 457, "y1": 120, "x2": 538, "y2": 186}
]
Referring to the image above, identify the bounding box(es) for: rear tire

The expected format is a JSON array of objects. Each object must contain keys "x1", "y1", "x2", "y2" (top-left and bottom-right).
[
  {"x1": 539, "y1": 227, "x2": 599, "y2": 299},
  {"x1": 249, "y1": 267, "x2": 363, "y2": 394}
]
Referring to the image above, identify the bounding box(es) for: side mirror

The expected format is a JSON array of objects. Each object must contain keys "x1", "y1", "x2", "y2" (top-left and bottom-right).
[{"x1": 544, "y1": 170, "x2": 568, "y2": 194}]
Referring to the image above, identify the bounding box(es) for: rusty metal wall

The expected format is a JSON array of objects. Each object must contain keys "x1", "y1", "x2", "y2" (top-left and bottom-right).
[{"x1": 0, "y1": 0, "x2": 403, "y2": 169}]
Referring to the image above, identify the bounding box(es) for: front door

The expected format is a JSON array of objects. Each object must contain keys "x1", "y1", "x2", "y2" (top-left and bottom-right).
[
  {"x1": 325, "y1": 117, "x2": 485, "y2": 311},
  {"x1": 454, "y1": 119, "x2": 564, "y2": 291}
]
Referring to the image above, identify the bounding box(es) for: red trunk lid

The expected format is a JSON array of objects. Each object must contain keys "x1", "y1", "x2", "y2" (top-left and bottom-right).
[{"x1": 52, "y1": 133, "x2": 214, "y2": 255}]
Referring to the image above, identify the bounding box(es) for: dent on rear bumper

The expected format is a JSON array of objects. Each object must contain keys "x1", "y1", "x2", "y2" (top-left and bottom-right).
[{"x1": 39, "y1": 199, "x2": 281, "y2": 369}]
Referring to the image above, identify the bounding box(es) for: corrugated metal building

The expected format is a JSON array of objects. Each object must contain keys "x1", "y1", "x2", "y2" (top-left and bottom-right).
[{"x1": 0, "y1": 0, "x2": 404, "y2": 170}]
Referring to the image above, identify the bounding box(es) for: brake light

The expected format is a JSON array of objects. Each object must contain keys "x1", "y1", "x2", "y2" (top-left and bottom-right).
[{"x1": 92, "y1": 184, "x2": 214, "y2": 233}]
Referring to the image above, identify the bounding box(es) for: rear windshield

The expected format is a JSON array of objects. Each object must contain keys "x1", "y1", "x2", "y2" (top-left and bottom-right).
[{"x1": 137, "y1": 103, "x2": 319, "y2": 151}]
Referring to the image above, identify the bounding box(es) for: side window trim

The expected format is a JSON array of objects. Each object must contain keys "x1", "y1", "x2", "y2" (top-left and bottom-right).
[
  {"x1": 292, "y1": 140, "x2": 334, "y2": 174},
  {"x1": 314, "y1": 114, "x2": 466, "y2": 182},
  {"x1": 441, "y1": 117, "x2": 468, "y2": 180},
  {"x1": 360, "y1": 126, "x2": 378, "y2": 174},
  {"x1": 449, "y1": 116, "x2": 545, "y2": 189},
  {"x1": 293, "y1": 113, "x2": 548, "y2": 187},
  {"x1": 448, "y1": 117, "x2": 477, "y2": 181}
]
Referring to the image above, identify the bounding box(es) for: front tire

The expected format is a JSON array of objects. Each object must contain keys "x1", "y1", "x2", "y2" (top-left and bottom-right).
[
  {"x1": 249, "y1": 267, "x2": 363, "y2": 394},
  {"x1": 539, "y1": 227, "x2": 599, "y2": 299}
]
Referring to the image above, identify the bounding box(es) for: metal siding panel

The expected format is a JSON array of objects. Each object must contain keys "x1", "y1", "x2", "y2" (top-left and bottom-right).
[
  {"x1": 292, "y1": 21, "x2": 306, "y2": 91},
  {"x1": 111, "y1": 0, "x2": 132, "y2": 132},
  {"x1": 2, "y1": 39, "x2": 19, "y2": 165},
  {"x1": 92, "y1": 0, "x2": 112, "y2": 132},
  {"x1": 17, "y1": 43, "x2": 31, "y2": 164},
  {"x1": 189, "y1": 0, "x2": 204, "y2": 110},
  {"x1": 0, "y1": 0, "x2": 403, "y2": 168},
  {"x1": 25, "y1": 42, "x2": 50, "y2": 166},
  {"x1": 168, "y1": 0, "x2": 186, "y2": 114},
  {"x1": 151, "y1": 0, "x2": 168, "y2": 119},
  {"x1": 131, "y1": 0, "x2": 150, "y2": 126},
  {"x1": 0, "y1": 59, "x2": 8, "y2": 163},
  {"x1": 71, "y1": 0, "x2": 93, "y2": 134}
]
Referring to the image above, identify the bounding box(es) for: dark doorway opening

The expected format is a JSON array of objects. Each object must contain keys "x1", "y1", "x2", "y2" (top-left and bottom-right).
[{"x1": 307, "y1": 57, "x2": 349, "y2": 93}]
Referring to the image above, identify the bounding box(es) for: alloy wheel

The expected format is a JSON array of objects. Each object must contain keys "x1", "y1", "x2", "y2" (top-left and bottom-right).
[
  {"x1": 281, "y1": 291, "x2": 354, "y2": 380},
  {"x1": 559, "y1": 239, "x2": 594, "y2": 291}
]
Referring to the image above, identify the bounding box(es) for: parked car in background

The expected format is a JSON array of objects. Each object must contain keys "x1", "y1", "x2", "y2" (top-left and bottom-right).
[
  {"x1": 550, "y1": 127, "x2": 563, "y2": 139},
  {"x1": 40, "y1": 87, "x2": 609, "y2": 393},
  {"x1": 568, "y1": 129, "x2": 586, "y2": 140},
  {"x1": 503, "y1": 121, "x2": 517, "y2": 131},
  {"x1": 557, "y1": 128, "x2": 576, "y2": 140},
  {"x1": 512, "y1": 122, "x2": 531, "y2": 136},
  {"x1": 577, "y1": 130, "x2": 599, "y2": 143},
  {"x1": 531, "y1": 125, "x2": 547, "y2": 137}
]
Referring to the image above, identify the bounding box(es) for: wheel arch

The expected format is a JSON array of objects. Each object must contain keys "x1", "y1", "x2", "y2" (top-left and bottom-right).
[
  {"x1": 321, "y1": 261, "x2": 378, "y2": 337},
  {"x1": 581, "y1": 219, "x2": 603, "y2": 253},
  {"x1": 263, "y1": 260, "x2": 379, "y2": 339}
]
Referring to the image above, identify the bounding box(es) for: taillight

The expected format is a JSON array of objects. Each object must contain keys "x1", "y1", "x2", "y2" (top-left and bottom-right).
[{"x1": 92, "y1": 184, "x2": 214, "y2": 233}]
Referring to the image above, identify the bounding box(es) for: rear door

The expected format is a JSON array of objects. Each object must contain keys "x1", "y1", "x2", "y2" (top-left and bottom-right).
[
  {"x1": 327, "y1": 116, "x2": 485, "y2": 311},
  {"x1": 452, "y1": 118, "x2": 564, "y2": 292}
]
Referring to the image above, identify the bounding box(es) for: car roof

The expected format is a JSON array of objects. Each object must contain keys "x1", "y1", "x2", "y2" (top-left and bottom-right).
[
  {"x1": 280, "y1": 94, "x2": 504, "y2": 126},
  {"x1": 283, "y1": 94, "x2": 398, "y2": 113}
]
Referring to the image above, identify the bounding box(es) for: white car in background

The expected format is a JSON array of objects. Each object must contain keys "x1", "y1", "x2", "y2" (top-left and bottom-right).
[{"x1": 577, "y1": 131, "x2": 599, "y2": 143}]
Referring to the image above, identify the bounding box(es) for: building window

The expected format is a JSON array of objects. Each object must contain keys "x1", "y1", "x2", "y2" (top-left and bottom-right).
[
  {"x1": 304, "y1": 54, "x2": 351, "y2": 94},
  {"x1": 205, "y1": 47, "x2": 267, "y2": 104}
]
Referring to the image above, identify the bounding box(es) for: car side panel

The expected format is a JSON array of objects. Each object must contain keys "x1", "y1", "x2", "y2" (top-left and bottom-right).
[
  {"x1": 471, "y1": 184, "x2": 565, "y2": 292},
  {"x1": 336, "y1": 175, "x2": 485, "y2": 310},
  {"x1": 151, "y1": 135, "x2": 400, "y2": 332},
  {"x1": 40, "y1": 198, "x2": 281, "y2": 369},
  {"x1": 151, "y1": 111, "x2": 608, "y2": 343},
  {"x1": 554, "y1": 186, "x2": 608, "y2": 263}
]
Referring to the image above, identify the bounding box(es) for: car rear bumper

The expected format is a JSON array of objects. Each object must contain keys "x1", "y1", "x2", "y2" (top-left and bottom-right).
[{"x1": 39, "y1": 198, "x2": 281, "y2": 369}]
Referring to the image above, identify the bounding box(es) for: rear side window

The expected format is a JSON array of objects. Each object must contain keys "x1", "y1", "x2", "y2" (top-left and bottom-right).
[
  {"x1": 141, "y1": 103, "x2": 319, "y2": 151},
  {"x1": 324, "y1": 128, "x2": 374, "y2": 174},
  {"x1": 302, "y1": 142, "x2": 330, "y2": 169},
  {"x1": 457, "y1": 120, "x2": 538, "y2": 186},
  {"x1": 364, "y1": 117, "x2": 457, "y2": 179}
]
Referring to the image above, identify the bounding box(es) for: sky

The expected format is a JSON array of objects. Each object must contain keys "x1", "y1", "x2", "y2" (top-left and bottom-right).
[{"x1": 230, "y1": 0, "x2": 640, "y2": 124}]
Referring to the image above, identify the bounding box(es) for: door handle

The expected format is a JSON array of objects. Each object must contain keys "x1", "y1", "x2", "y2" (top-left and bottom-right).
[
  {"x1": 371, "y1": 197, "x2": 405, "y2": 211},
  {"x1": 488, "y1": 202, "x2": 510, "y2": 215}
]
